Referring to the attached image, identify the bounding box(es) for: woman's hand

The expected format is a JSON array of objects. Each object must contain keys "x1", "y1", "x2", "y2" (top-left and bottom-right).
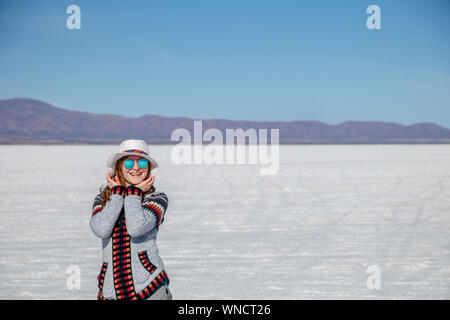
[
  {"x1": 106, "y1": 172, "x2": 121, "y2": 189},
  {"x1": 135, "y1": 175, "x2": 155, "y2": 193}
]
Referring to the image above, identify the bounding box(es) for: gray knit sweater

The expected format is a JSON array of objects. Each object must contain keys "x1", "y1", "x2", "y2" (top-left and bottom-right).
[{"x1": 90, "y1": 185, "x2": 169, "y2": 300}]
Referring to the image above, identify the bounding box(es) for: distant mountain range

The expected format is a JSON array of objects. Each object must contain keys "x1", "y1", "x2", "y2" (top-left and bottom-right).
[{"x1": 1, "y1": 98, "x2": 450, "y2": 144}]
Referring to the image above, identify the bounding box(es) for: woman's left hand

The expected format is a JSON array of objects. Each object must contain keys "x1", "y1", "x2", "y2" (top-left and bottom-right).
[{"x1": 135, "y1": 175, "x2": 155, "y2": 193}]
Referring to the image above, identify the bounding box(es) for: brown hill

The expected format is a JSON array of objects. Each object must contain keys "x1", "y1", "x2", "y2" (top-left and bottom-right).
[{"x1": 1, "y1": 98, "x2": 449, "y2": 144}]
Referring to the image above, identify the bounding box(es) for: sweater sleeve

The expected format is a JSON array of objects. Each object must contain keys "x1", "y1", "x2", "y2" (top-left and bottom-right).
[
  {"x1": 90, "y1": 186, "x2": 126, "y2": 239},
  {"x1": 123, "y1": 186, "x2": 169, "y2": 237}
]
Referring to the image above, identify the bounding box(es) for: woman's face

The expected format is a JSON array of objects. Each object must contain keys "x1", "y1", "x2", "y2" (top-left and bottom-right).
[{"x1": 121, "y1": 155, "x2": 150, "y2": 186}]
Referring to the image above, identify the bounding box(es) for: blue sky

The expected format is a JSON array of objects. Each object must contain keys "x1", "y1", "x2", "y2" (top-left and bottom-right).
[{"x1": 0, "y1": 0, "x2": 449, "y2": 127}]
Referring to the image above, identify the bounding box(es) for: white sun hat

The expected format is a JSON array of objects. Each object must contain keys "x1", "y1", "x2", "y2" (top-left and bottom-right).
[{"x1": 107, "y1": 139, "x2": 159, "y2": 178}]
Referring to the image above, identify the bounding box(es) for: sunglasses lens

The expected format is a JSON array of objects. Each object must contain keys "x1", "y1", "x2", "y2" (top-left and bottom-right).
[
  {"x1": 124, "y1": 159, "x2": 134, "y2": 169},
  {"x1": 138, "y1": 159, "x2": 148, "y2": 168}
]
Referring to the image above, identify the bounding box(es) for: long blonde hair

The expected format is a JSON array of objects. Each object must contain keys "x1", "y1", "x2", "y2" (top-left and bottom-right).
[{"x1": 99, "y1": 156, "x2": 155, "y2": 206}]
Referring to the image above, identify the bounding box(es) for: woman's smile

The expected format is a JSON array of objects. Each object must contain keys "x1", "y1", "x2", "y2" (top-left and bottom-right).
[{"x1": 125, "y1": 170, "x2": 146, "y2": 183}]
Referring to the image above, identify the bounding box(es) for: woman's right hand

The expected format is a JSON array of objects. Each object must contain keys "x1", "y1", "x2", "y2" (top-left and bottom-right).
[{"x1": 106, "y1": 172, "x2": 121, "y2": 189}]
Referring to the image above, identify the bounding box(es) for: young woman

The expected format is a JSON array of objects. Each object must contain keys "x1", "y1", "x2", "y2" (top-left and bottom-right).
[{"x1": 90, "y1": 139, "x2": 172, "y2": 300}]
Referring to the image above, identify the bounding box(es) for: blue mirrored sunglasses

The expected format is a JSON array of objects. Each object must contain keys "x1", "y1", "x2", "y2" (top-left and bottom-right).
[{"x1": 123, "y1": 158, "x2": 149, "y2": 169}]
